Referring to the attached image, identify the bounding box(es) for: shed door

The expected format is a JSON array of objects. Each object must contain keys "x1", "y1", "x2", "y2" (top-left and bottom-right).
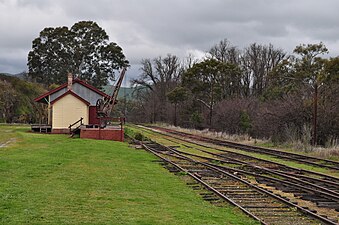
[{"x1": 89, "y1": 106, "x2": 100, "y2": 125}]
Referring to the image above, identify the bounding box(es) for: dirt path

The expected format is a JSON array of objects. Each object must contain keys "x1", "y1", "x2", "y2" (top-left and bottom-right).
[{"x1": 0, "y1": 138, "x2": 16, "y2": 148}]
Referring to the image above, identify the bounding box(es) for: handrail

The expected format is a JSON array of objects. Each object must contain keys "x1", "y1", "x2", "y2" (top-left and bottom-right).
[{"x1": 69, "y1": 117, "x2": 83, "y2": 133}]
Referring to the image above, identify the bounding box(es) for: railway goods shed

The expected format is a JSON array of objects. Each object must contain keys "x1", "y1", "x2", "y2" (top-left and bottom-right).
[{"x1": 32, "y1": 73, "x2": 124, "y2": 141}]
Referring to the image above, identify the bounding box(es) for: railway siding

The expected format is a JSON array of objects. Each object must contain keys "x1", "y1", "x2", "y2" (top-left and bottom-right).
[
  {"x1": 142, "y1": 141, "x2": 337, "y2": 225},
  {"x1": 127, "y1": 125, "x2": 339, "y2": 224},
  {"x1": 149, "y1": 125, "x2": 339, "y2": 171}
]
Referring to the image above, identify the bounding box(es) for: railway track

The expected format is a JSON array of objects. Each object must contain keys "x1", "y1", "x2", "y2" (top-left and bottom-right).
[
  {"x1": 173, "y1": 148, "x2": 339, "y2": 213},
  {"x1": 146, "y1": 125, "x2": 339, "y2": 171},
  {"x1": 135, "y1": 125, "x2": 339, "y2": 185},
  {"x1": 129, "y1": 125, "x2": 339, "y2": 222},
  {"x1": 142, "y1": 141, "x2": 337, "y2": 225}
]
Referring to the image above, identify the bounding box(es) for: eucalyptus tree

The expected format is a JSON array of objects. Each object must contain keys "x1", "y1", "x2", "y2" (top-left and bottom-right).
[
  {"x1": 293, "y1": 42, "x2": 329, "y2": 145},
  {"x1": 268, "y1": 43, "x2": 329, "y2": 145},
  {"x1": 321, "y1": 57, "x2": 339, "y2": 144},
  {"x1": 182, "y1": 59, "x2": 241, "y2": 127},
  {"x1": 28, "y1": 21, "x2": 129, "y2": 88},
  {"x1": 167, "y1": 86, "x2": 189, "y2": 126}
]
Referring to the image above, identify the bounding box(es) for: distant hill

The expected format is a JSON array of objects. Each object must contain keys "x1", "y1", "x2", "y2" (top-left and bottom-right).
[
  {"x1": 101, "y1": 86, "x2": 135, "y2": 100},
  {"x1": 13, "y1": 72, "x2": 27, "y2": 79},
  {"x1": 1, "y1": 72, "x2": 137, "y2": 101},
  {"x1": 0, "y1": 71, "x2": 27, "y2": 80},
  {"x1": 0, "y1": 73, "x2": 46, "y2": 123}
]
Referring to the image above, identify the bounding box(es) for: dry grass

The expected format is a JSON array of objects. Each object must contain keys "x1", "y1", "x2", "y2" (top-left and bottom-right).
[
  {"x1": 311, "y1": 146, "x2": 339, "y2": 159},
  {"x1": 158, "y1": 123, "x2": 267, "y2": 145},
  {"x1": 157, "y1": 123, "x2": 339, "y2": 160}
]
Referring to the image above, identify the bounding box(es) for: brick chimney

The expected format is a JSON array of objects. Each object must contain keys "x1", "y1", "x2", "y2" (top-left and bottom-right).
[{"x1": 67, "y1": 73, "x2": 73, "y2": 90}]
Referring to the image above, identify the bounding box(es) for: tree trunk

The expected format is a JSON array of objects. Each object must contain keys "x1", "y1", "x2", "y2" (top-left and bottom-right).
[
  {"x1": 209, "y1": 105, "x2": 213, "y2": 128},
  {"x1": 174, "y1": 103, "x2": 177, "y2": 126},
  {"x1": 312, "y1": 84, "x2": 318, "y2": 146}
]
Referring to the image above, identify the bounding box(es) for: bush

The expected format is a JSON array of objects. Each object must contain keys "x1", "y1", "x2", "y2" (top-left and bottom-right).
[
  {"x1": 239, "y1": 110, "x2": 252, "y2": 134},
  {"x1": 134, "y1": 132, "x2": 145, "y2": 141}
]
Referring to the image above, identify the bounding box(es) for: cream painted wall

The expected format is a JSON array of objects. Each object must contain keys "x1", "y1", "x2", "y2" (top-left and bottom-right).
[{"x1": 52, "y1": 94, "x2": 89, "y2": 129}]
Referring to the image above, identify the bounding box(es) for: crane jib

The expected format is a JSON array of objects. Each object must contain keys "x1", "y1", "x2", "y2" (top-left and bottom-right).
[{"x1": 96, "y1": 68, "x2": 127, "y2": 122}]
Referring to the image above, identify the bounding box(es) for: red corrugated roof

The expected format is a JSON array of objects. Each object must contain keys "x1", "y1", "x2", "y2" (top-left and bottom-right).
[
  {"x1": 34, "y1": 78, "x2": 111, "y2": 103},
  {"x1": 50, "y1": 90, "x2": 90, "y2": 106}
]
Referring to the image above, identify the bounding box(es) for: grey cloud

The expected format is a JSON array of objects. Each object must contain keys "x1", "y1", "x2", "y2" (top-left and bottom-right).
[
  {"x1": 1, "y1": 0, "x2": 339, "y2": 75},
  {"x1": 0, "y1": 54, "x2": 27, "y2": 74},
  {"x1": 16, "y1": 0, "x2": 55, "y2": 9}
]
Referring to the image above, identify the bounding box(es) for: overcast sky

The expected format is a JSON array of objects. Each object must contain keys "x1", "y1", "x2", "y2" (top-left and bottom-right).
[{"x1": 1, "y1": 0, "x2": 339, "y2": 84}]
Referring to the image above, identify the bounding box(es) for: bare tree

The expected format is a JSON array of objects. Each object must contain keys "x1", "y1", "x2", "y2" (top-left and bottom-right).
[
  {"x1": 241, "y1": 43, "x2": 286, "y2": 96},
  {"x1": 131, "y1": 54, "x2": 182, "y2": 122},
  {"x1": 208, "y1": 38, "x2": 241, "y2": 65}
]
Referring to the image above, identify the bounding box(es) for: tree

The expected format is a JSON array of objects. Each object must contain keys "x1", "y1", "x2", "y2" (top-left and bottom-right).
[
  {"x1": 182, "y1": 59, "x2": 240, "y2": 127},
  {"x1": 267, "y1": 43, "x2": 329, "y2": 145},
  {"x1": 239, "y1": 110, "x2": 252, "y2": 134},
  {"x1": 293, "y1": 42, "x2": 328, "y2": 145},
  {"x1": 208, "y1": 38, "x2": 241, "y2": 65},
  {"x1": 318, "y1": 57, "x2": 339, "y2": 145},
  {"x1": 0, "y1": 74, "x2": 46, "y2": 123},
  {"x1": 131, "y1": 54, "x2": 182, "y2": 122},
  {"x1": 28, "y1": 26, "x2": 71, "y2": 85},
  {"x1": 167, "y1": 86, "x2": 189, "y2": 126},
  {"x1": 28, "y1": 21, "x2": 129, "y2": 88},
  {"x1": 0, "y1": 80, "x2": 17, "y2": 122},
  {"x1": 323, "y1": 56, "x2": 339, "y2": 83},
  {"x1": 324, "y1": 57, "x2": 339, "y2": 83},
  {"x1": 241, "y1": 43, "x2": 286, "y2": 97}
]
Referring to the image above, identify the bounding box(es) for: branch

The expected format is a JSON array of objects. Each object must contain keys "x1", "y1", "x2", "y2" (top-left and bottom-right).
[
  {"x1": 131, "y1": 79, "x2": 154, "y2": 91},
  {"x1": 197, "y1": 98, "x2": 212, "y2": 109}
]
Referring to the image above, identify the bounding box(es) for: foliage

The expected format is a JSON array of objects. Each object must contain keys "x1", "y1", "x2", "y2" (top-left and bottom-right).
[
  {"x1": 167, "y1": 86, "x2": 189, "y2": 104},
  {"x1": 27, "y1": 21, "x2": 129, "y2": 88},
  {"x1": 190, "y1": 111, "x2": 203, "y2": 129},
  {"x1": 239, "y1": 110, "x2": 252, "y2": 134},
  {"x1": 0, "y1": 80, "x2": 16, "y2": 122},
  {"x1": 182, "y1": 59, "x2": 241, "y2": 127},
  {"x1": 183, "y1": 59, "x2": 242, "y2": 101},
  {"x1": 324, "y1": 57, "x2": 339, "y2": 83},
  {"x1": 0, "y1": 74, "x2": 46, "y2": 123},
  {"x1": 167, "y1": 86, "x2": 189, "y2": 126},
  {"x1": 293, "y1": 42, "x2": 328, "y2": 88},
  {"x1": 134, "y1": 132, "x2": 146, "y2": 141}
]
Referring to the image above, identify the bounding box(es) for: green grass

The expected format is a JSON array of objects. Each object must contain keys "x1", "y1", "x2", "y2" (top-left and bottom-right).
[{"x1": 0, "y1": 125, "x2": 258, "y2": 225}]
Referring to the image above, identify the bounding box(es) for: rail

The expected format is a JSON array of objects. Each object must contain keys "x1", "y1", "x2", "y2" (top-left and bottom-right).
[
  {"x1": 131, "y1": 125, "x2": 339, "y2": 223},
  {"x1": 142, "y1": 141, "x2": 337, "y2": 225},
  {"x1": 145, "y1": 125, "x2": 339, "y2": 170}
]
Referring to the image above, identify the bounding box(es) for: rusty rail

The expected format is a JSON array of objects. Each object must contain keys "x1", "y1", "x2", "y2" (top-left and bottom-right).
[
  {"x1": 148, "y1": 125, "x2": 339, "y2": 170},
  {"x1": 142, "y1": 141, "x2": 337, "y2": 225}
]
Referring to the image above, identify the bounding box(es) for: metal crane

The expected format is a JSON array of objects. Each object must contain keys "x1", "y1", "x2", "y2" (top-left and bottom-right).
[{"x1": 96, "y1": 67, "x2": 127, "y2": 127}]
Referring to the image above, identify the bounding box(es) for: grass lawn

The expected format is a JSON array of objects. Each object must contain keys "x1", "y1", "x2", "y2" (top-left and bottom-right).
[{"x1": 0, "y1": 125, "x2": 258, "y2": 225}]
